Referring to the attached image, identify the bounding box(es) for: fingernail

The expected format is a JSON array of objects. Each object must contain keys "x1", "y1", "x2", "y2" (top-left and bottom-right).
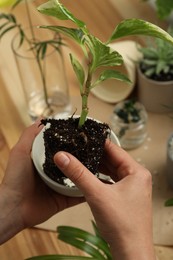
[{"x1": 55, "y1": 152, "x2": 70, "y2": 168}]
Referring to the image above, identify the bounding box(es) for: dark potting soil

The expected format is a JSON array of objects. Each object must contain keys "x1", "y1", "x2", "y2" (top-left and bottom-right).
[
  {"x1": 140, "y1": 63, "x2": 173, "y2": 81},
  {"x1": 41, "y1": 117, "x2": 110, "y2": 184}
]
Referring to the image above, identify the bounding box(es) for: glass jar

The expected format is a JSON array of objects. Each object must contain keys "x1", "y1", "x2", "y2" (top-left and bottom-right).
[
  {"x1": 110, "y1": 100, "x2": 148, "y2": 149},
  {"x1": 11, "y1": 27, "x2": 71, "y2": 121}
]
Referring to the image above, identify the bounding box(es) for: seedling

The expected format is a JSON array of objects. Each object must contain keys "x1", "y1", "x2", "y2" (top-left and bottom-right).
[
  {"x1": 37, "y1": 0, "x2": 173, "y2": 127},
  {"x1": 138, "y1": 27, "x2": 173, "y2": 80}
]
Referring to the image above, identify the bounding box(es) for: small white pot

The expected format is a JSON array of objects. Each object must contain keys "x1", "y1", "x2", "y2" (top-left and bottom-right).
[
  {"x1": 137, "y1": 66, "x2": 173, "y2": 113},
  {"x1": 32, "y1": 116, "x2": 120, "y2": 197}
]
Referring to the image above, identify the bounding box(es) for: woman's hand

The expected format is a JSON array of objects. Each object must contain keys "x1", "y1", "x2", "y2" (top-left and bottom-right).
[
  {"x1": 0, "y1": 120, "x2": 84, "y2": 244},
  {"x1": 54, "y1": 140, "x2": 156, "y2": 260}
]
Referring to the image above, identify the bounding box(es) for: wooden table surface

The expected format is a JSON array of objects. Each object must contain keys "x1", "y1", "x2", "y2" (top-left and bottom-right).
[{"x1": 0, "y1": 0, "x2": 173, "y2": 259}]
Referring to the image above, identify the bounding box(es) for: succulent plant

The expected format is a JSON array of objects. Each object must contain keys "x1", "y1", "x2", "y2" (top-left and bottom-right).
[{"x1": 138, "y1": 27, "x2": 173, "y2": 80}]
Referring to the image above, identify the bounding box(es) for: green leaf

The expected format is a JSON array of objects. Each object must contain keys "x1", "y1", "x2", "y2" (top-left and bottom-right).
[
  {"x1": 163, "y1": 65, "x2": 170, "y2": 74},
  {"x1": 165, "y1": 198, "x2": 173, "y2": 207},
  {"x1": 58, "y1": 235, "x2": 105, "y2": 259},
  {"x1": 0, "y1": 13, "x2": 22, "y2": 42},
  {"x1": 91, "y1": 69, "x2": 131, "y2": 88},
  {"x1": 156, "y1": 60, "x2": 166, "y2": 74},
  {"x1": 85, "y1": 35, "x2": 123, "y2": 72},
  {"x1": 18, "y1": 28, "x2": 25, "y2": 47},
  {"x1": 142, "y1": 59, "x2": 157, "y2": 66},
  {"x1": 57, "y1": 226, "x2": 109, "y2": 259},
  {"x1": 41, "y1": 43, "x2": 47, "y2": 59},
  {"x1": 139, "y1": 47, "x2": 158, "y2": 59},
  {"x1": 0, "y1": 24, "x2": 17, "y2": 39},
  {"x1": 91, "y1": 221, "x2": 101, "y2": 237},
  {"x1": 12, "y1": 0, "x2": 23, "y2": 9},
  {"x1": 39, "y1": 26, "x2": 88, "y2": 58},
  {"x1": 144, "y1": 67, "x2": 156, "y2": 77},
  {"x1": 26, "y1": 255, "x2": 96, "y2": 260},
  {"x1": 70, "y1": 54, "x2": 85, "y2": 92},
  {"x1": 0, "y1": 21, "x2": 11, "y2": 30},
  {"x1": 108, "y1": 19, "x2": 173, "y2": 45},
  {"x1": 37, "y1": 0, "x2": 86, "y2": 29},
  {"x1": 91, "y1": 221, "x2": 111, "y2": 259},
  {"x1": 40, "y1": 26, "x2": 85, "y2": 48}
]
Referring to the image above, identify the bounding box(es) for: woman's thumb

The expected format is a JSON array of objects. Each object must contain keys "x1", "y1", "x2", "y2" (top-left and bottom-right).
[{"x1": 54, "y1": 152, "x2": 103, "y2": 196}]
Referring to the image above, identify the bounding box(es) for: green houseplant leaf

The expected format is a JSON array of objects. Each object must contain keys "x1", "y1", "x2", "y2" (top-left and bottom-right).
[
  {"x1": 70, "y1": 53, "x2": 85, "y2": 92},
  {"x1": 37, "y1": 0, "x2": 86, "y2": 29},
  {"x1": 85, "y1": 35, "x2": 123, "y2": 73},
  {"x1": 108, "y1": 18, "x2": 173, "y2": 45},
  {"x1": 26, "y1": 222, "x2": 112, "y2": 260},
  {"x1": 27, "y1": 255, "x2": 98, "y2": 259},
  {"x1": 91, "y1": 69, "x2": 131, "y2": 89},
  {"x1": 57, "y1": 226, "x2": 111, "y2": 259},
  {"x1": 39, "y1": 26, "x2": 87, "y2": 56},
  {"x1": 40, "y1": 26, "x2": 85, "y2": 47}
]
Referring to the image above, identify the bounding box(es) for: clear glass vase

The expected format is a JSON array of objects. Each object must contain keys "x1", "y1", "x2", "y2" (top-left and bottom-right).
[
  {"x1": 110, "y1": 100, "x2": 148, "y2": 149},
  {"x1": 11, "y1": 27, "x2": 71, "y2": 121}
]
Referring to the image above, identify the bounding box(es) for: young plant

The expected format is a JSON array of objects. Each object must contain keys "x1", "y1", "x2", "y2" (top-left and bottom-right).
[
  {"x1": 138, "y1": 27, "x2": 173, "y2": 80},
  {"x1": 37, "y1": 0, "x2": 173, "y2": 127},
  {"x1": 0, "y1": 0, "x2": 64, "y2": 116}
]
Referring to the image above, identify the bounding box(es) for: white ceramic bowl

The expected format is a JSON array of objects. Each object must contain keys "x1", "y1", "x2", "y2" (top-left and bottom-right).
[{"x1": 32, "y1": 117, "x2": 120, "y2": 197}]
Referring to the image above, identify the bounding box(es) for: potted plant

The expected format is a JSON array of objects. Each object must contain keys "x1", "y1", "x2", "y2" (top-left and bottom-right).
[
  {"x1": 31, "y1": 0, "x2": 173, "y2": 197},
  {"x1": 0, "y1": 0, "x2": 71, "y2": 120},
  {"x1": 137, "y1": 27, "x2": 173, "y2": 112}
]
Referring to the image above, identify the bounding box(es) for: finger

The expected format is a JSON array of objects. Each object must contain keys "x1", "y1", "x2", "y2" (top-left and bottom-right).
[
  {"x1": 54, "y1": 152, "x2": 104, "y2": 197},
  {"x1": 100, "y1": 140, "x2": 142, "y2": 179},
  {"x1": 14, "y1": 118, "x2": 43, "y2": 153}
]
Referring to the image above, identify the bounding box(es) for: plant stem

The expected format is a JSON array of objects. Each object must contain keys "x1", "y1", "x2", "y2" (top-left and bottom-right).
[{"x1": 78, "y1": 70, "x2": 92, "y2": 127}]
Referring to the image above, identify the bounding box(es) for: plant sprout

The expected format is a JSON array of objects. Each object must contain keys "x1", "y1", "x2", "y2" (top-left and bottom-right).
[{"x1": 37, "y1": 0, "x2": 173, "y2": 127}]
